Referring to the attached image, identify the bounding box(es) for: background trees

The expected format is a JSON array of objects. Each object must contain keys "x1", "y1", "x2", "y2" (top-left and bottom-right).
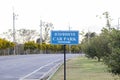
[
  {"x1": 1, "y1": 29, "x2": 39, "y2": 44},
  {"x1": 24, "y1": 41, "x2": 37, "y2": 54},
  {"x1": 17, "y1": 29, "x2": 38, "y2": 43},
  {"x1": 36, "y1": 22, "x2": 54, "y2": 43},
  {"x1": 81, "y1": 27, "x2": 120, "y2": 75},
  {"x1": 0, "y1": 38, "x2": 15, "y2": 55},
  {"x1": 81, "y1": 11, "x2": 120, "y2": 75},
  {"x1": 0, "y1": 27, "x2": 81, "y2": 55},
  {"x1": 0, "y1": 29, "x2": 39, "y2": 54}
]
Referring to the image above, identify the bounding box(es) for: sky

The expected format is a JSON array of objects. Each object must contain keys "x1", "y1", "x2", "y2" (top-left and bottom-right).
[{"x1": 0, "y1": 0, "x2": 120, "y2": 35}]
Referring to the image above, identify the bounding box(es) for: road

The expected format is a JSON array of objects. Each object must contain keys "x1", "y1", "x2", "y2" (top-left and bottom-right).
[{"x1": 0, "y1": 54, "x2": 78, "y2": 80}]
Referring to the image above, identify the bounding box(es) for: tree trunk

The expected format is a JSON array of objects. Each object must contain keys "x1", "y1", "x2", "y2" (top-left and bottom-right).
[
  {"x1": 7, "y1": 48, "x2": 10, "y2": 55},
  {"x1": 97, "y1": 57, "x2": 101, "y2": 62},
  {"x1": 4, "y1": 50, "x2": 6, "y2": 56}
]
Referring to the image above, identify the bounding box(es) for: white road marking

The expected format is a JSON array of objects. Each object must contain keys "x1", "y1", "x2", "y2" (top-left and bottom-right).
[{"x1": 19, "y1": 59, "x2": 62, "y2": 80}]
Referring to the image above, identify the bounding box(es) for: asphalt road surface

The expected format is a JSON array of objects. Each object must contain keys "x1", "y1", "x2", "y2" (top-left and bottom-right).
[{"x1": 0, "y1": 54, "x2": 79, "y2": 80}]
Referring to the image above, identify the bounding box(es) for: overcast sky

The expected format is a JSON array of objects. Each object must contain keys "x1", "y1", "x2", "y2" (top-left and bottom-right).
[{"x1": 0, "y1": 0, "x2": 120, "y2": 34}]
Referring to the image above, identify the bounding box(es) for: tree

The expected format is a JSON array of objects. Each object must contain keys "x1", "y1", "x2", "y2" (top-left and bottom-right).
[
  {"x1": 50, "y1": 45, "x2": 62, "y2": 53},
  {"x1": 0, "y1": 38, "x2": 15, "y2": 55},
  {"x1": 104, "y1": 29, "x2": 120, "y2": 75},
  {"x1": 81, "y1": 12, "x2": 112, "y2": 61},
  {"x1": 42, "y1": 22, "x2": 53, "y2": 43},
  {"x1": 1, "y1": 29, "x2": 39, "y2": 55},
  {"x1": 17, "y1": 29, "x2": 38, "y2": 43},
  {"x1": 82, "y1": 32, "x2": 96, "y2": 43},
  {"x1": 103, "y1": 12, "x2": 112, "y2": 30},
  {"x1": 1, "y1": 29, "x2": 13, "y2": 41},
  {"x1": 24, "y1": 41, "x2": 37, "y2": 54},
  {"x1": 82, "y1": 28, "x2": 120, "y2": 75},
  {"x1": 81, "y1": 31, "x2": 109, "y2": 61},
  {"x1": 1, "y1": 29, "x2": 38, "y2": 44},
  {"x1": 81, "y1": 41, "x2": 96, "y2": 59},
  {"x1": 85, "y1": 32, "x2": 96, "y2": 39},
  {"x1": 36, "y1": 22, "x2": 53, "y2": 43},
  {"x1": 81, "y1": 11, "x2": 120, "y2": 75}
]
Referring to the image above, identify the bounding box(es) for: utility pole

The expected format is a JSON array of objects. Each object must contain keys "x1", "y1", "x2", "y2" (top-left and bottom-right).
[
  {"x1": 118, "y1": 18, "x2": 120, "y2": 30},
  {"x1": 88, "y1": 28, "x2": 90, "y2": 44},
  {"x1": 68, "y1": 23, "x2": 71, "y2": 54},
  {"x1": 13, "y1": 7, "x2": 16, "y2": 55},
  {"x1": 40, "y1": 20, "x2": 42, "y2": 54}
]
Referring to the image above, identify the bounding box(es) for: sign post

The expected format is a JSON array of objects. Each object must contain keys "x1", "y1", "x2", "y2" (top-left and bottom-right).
[
  {"x1": 63, "y1": 45, "x2": 66, "y2": 80},
  {"x1": 51, "y1": 30, "x2": 79, "y2": 80}
]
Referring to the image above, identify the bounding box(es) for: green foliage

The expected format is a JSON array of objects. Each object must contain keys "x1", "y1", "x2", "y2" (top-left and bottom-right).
[
  {"x1": 71, "y1": 45, "x2": 81, "y2": 53},
  {"x1": 24, "y1": 41, "x2": 37, "y2": 53},
  {"x1": 0, "y1": 38, "x2": 15, "y2": 50},
  {"x1": 24, "y1": 40, "x2": 81, "y2": 54},
  {"x1": 81, "y1": 41, "x2": 96, "y2": 59},
  {"x1": 103, "y1": 29, "x2": 120, "y2": 75},
  {"x1": 104, "y1": 48, "x2": 120, "y2": 75},
  {"x1": 0, "y1": 38, "x2": 15, "y2": 55},
  {"x1": 81, "y1": 28, "x2": 120, "y2": 75},
  {"x1": 81, "y1": 32, "x2": 106, "y2": 61}
]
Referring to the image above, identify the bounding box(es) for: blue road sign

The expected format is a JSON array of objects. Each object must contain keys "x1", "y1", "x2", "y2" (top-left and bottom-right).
[{"x1": 51, "y1": 30, "x2": 79, "y2": 45}]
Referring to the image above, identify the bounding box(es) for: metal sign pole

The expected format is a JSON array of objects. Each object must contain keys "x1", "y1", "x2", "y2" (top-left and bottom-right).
[{"x1": 64, "y1": 45, "x2": 66, "y2": 80}]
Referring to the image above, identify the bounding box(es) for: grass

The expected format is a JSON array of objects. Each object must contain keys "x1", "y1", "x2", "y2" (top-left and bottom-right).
[{"x1": 50, "y1": 56, "x2": 120, "y2": 80}]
